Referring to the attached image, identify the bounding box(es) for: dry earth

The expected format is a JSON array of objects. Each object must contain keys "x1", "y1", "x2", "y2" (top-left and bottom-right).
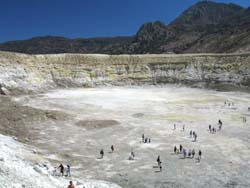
[{"x1": 1, "y1": 85, "x2": 249, "y2": 188}]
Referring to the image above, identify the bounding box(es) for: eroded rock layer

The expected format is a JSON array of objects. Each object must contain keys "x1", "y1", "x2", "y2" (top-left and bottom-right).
[{"x1": 0, "y1": 51, "x2": 250, "y2": 94}]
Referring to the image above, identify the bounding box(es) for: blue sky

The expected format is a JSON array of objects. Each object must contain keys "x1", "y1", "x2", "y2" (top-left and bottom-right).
[{"x1": 0, "y1": 0, "x2": 249, "y2": 42}]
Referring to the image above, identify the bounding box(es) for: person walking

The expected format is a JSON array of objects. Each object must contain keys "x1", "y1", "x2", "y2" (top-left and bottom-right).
[
  {"x1": 194, "y1": 133, "x2": 197, "y2": 142},
  {"x1": 180, "y1": 144, "x2": 183, "y2": 153},
  {"x1": 100, "y1": 149, "x2": 104, "y2": 159},
  {"x1": 192, "y1": 149, "x2": 195, "y2": 159},
  {"x1": 183, "y1": 149, "x2": 187, "y2": 159},
  {"x1": 111, "y1": 145, "x2": 114, "y2": 153},
  {"x1": 192, "y1": 131, "x2": 196, "y2": 138},
  {"x1": 131, "y1": 151, "x2": 135, "y2": 159},
  {"x1": 198, "y1": 150, "x2": 202, "y2": 162},
  {"x1": 174, "y1": 146, "x2": 177, "y2": 154},
  {"x1": 66, "y1": 164, "x2": 71, "y2": 177},
  {"x1": 218, "y1": 120, "x2": 222, "y2": 126},
  {"x1": 58, "y1": 164, "x2": 64, "y2": 176},
  {"x1": 188, "y1": 149, "x2": 191, "y2": 158},
  {"x1": 157, "y1": 155, "x2": 161, "y2": 166},
  {"x1": 190, "y1": 130, "x2": 193, "y2": 138}
]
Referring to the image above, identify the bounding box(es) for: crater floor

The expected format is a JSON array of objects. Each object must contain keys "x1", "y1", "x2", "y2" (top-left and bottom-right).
[{"x1": 16, "y1": 86, "x2": 250, "y2": 188}]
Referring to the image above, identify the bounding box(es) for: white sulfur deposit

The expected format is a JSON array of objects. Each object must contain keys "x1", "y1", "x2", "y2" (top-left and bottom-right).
[{"x1": 0, "y1": 134, "x2": 121, "y2": 188}]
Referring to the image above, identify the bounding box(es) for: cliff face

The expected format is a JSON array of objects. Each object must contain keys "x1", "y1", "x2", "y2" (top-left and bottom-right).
[{"x1": 0, "y1": 51, "x2": 250, "y2": 94}]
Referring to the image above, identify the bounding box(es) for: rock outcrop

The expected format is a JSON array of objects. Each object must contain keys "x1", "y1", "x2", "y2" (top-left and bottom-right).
[{"x1": 0, "y1": 51, "x2": 250, "y2": 94}]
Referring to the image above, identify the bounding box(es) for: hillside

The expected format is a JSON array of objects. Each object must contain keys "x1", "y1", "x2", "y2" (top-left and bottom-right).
[{"x1": 0, "y1": 1, "x2": 250, "y2": 54}]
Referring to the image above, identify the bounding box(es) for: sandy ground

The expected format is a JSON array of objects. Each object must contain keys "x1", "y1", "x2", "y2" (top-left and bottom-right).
[{"x1": 8, "y1": 85, "x2": 250, "y2": 188}]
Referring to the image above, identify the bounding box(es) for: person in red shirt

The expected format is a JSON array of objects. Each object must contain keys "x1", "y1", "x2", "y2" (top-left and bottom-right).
[{"x1": 68, "y1": 181, "x2": 75, "y2": 188}]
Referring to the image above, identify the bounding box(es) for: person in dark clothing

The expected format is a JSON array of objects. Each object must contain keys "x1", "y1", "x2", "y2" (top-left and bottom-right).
[
  {"x1": 194, "y1": 133, "x2": 197, "y2": 142},
  {"x1": 188, "y1": 149, "x2": 191, "y2": 158},
  {"x1": 142, "y1": 134, "x2": 145, "y2": 142},
  {"x1": 192, "y1": 131, "x2": 196, "y2": 137},
  {"x1": 183, "y1": 149, "x2": 187, "y2": 159},
  {"x1": 180, "y1": 144, "x2": 183, "y2": 153},
  {"x1": 157, "y1": 155, "x2": 161, "y2": 166},
  {"x1": 212, "y1": 127, "x2": 215, "y2": 133},
  {"x1": 174, "y1": 146, "x2": 177, "y2": 154},
  {"x1": 218, "y1": 120, "x2": 222, "y2": 126},
  {"x1": 58, "y1": 164, "x2": 64, "y2": 176},
  {"x1": 192, "y1": 149, "x2": 195, "y2": 158},
  {"x1": 198, "y1": 150, "x2": 202, "y2": 162},
  {"x1": 131, "y1": 151, "x2": 135, "y2": 159},
  {"x1": 111, "y1": 145, "x2": 114, "y2": 153},
  {"x1": 190, "y1": 130, "x2": 193, "y2": 138},
  {"x1": 100, "y1": 149, "x2": 104, "y2": 159},
  {"x1": 209, "y1": 125, "x2": 211, "y2": 132},
  {"x1": 159, "y1": 164, "x2": 162, "y2": 172}
]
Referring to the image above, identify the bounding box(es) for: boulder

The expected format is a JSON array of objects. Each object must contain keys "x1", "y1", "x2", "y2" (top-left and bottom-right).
[{"x1": 0, "y1": 84, "x2": 10, "y2": 95}]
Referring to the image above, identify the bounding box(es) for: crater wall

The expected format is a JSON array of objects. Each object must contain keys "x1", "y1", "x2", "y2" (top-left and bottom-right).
[{"x1": 0, "y1": 51, "x2": 250, "y2": 94}]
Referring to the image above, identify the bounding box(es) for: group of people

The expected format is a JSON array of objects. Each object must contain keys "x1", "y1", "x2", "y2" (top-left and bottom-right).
[
  {"x1": 208, "y1": 119, "x2": 223, "y2": 134},
  {"x1": 209, "y1": 125, "x2": 217, "y2": 133},
  {"x1": 173, "y1": 124, "x2": 186, "y2": 131},
  {"x1": 63, "y1": 100, "x2": 249, "y2": 187},
  {"x1": 189, "y1": 130, "x2": 197, "y2": 142},
  {"x1": 225, "y1": 101, "x2": 249, "y2": 125},
  {"x1": 174, "y1": 145, "x2": 202, "y2": 161},
  {"x1": 55, "y1": 164, "x2": 71, "y2": 177},
  {"x1": 99, "y1": 145, "x2": 115, "y2": 159},
  {"x1": 224, "y1": 101, "x2": 234, "y2": 107},
  {"x1": 142, "y1": 134, "x2": 151, "y2": 143},
  {"x1": 97, "y1": 118, "x2": 223, "y2": 176},
  {"x1": 99, "y1": 145, "x2": 136, "y2": 161}
]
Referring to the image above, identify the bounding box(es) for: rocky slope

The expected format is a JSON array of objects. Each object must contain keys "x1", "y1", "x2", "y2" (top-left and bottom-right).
[
  {"x1": 0, "y1": 1, "x2": 250, "y2": 54},
  {"x1": 0, "y1": 133, "x2": 122, "y2": 188},
  {"x1": 0, "y1": 51, "x2": 250, "y2": 94}
]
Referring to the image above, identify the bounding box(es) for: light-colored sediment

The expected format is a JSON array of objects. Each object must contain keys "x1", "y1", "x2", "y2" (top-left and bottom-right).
[
  {"x1": 0, "y1": 51, "x2": 250, "y2": 94},
  {"x1": 13, "y1": 86, "x2": 250, "y2": 188}
]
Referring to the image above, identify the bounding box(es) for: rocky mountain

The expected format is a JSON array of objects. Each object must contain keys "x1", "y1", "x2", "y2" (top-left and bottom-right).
[{"x1": 0, "y1": 1, "x2": 250, "y2": 54}]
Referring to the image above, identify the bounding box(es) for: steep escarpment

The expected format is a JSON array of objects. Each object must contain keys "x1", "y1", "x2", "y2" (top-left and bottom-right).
[{"x1": 0, "y1": 51, "x2": 250, "y2": 94}]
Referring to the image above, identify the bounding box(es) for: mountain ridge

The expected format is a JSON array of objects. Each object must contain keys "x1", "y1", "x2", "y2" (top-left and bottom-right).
[{"x1": 1, "y1": 1, "x2": 250, "y2": 54}]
